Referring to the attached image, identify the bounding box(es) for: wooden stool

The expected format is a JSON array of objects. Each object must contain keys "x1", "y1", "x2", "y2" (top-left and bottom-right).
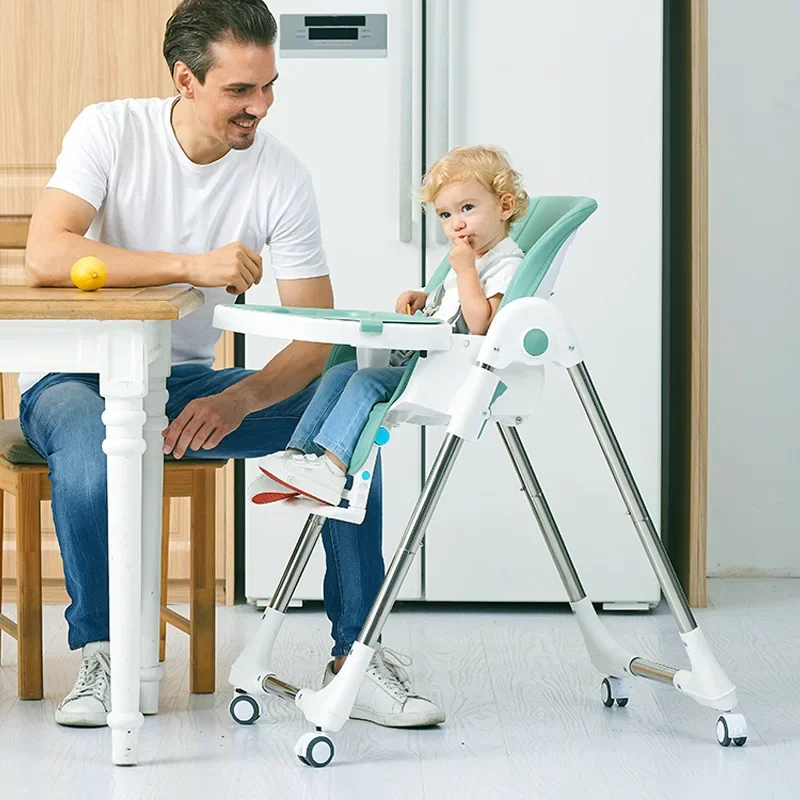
[{"x1": 0, "y1": 416, "x2": 225, "y2": 699}]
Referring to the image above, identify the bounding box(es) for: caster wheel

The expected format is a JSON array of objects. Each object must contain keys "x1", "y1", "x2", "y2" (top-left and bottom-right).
[
  {"x1": 601, "y1": 677, "x2": 629, "y2": 708},
  {"x1": 716, "y1": 713, "x2": 747, "y2": 747},
  {"x1": 229, "y1": 691, "x2": 261, "y2": 725},
  {"x1": 716, "y1": 716, "x2": 730, "y2": 747},
  {"x1": 295, "y1": 731, "x2": 335, "y2": 768}
]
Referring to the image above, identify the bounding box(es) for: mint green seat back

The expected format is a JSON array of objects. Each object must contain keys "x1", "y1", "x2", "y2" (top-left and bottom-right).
[
  {"x1": 423, "y1": 195, "x2": 597, "y2": 299},
  {"x1": 326, "y1": 196, "x2": 598, "y2": 474}
]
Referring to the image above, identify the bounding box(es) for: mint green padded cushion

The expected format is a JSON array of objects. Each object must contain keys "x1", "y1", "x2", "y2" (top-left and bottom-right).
[
  {"x1": 0, "y1": 419, "x2": 46, "y2": 465},
  {"x1": 319, "y1": 349, "x2": 421, "y2": 475},
  {"x1": 424, "y1": 196, "x2": 597, "y2": 298},
  {"x1": 345, "y1": 352, "x2": 420, "y2": 475},
  {"x1": 500, "y1": 196, "x2": 597, "y2": 307},
  {"x1": 324, "y1": 343, "x2": 357, "y2": 373}
]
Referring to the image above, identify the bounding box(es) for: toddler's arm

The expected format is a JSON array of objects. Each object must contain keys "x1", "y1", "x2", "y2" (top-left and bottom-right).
[
  {"x1": 395, "y1": 289, "x2": 429, "y2": 314},
  {"x1": 449, "y1": 238, "x2": 499, "y2": 334}
]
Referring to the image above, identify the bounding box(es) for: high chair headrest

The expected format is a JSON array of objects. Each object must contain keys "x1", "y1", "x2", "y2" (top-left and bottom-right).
[{"x1": 424, "y1": 196, "x2": 598, "y2": 307}]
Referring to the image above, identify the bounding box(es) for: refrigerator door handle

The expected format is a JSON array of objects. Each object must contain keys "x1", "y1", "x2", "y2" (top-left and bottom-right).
[
  {"x1": 430, "y1": 0, "x2": 450, "y2": 245},
  {"x1": 398, "y1": 0, "x2": 413, "y2": 243}
]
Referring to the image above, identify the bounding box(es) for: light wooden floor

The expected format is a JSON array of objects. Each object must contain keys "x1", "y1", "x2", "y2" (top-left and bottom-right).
[{"x1": 1, "y1": 579, "x2": 800, "y2": 800}]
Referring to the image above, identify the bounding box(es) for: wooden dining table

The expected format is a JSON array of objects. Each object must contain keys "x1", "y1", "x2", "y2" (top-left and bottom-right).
[{"x1": 0, "y1": 285, "x2": 204, "y2": 765}]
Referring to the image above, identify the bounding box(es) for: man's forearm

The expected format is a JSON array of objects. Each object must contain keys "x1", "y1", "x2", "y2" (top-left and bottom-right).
[
  {"x1": 221, "y1": 339, "x2": 332, "y2": 415},
  {"x1": 26, "y1": 230, "x2": 188, "y2": 288}
]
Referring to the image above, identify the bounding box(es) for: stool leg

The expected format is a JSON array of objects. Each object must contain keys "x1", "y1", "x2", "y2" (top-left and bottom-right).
[
  {"x1": 16, "y1": 474, "x2": 42, "y2": 700},
  {"x1": 189, "y1": 469, "x2": 216, "y2": 693},
  {"x1": 159, "y1": 496, "x2": 170, "y2": 663}
]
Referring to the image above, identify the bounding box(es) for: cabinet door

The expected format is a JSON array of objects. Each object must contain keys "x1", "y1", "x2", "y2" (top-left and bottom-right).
[
  {"x1": 243, "y1": 0, "x2": 424, "y2": 602},
  {"x1": 423, "y1": 0, "x2": 663, "y2": 603},
  {"x1": 0, "y1": 0, "x2": 232, "y2": 604}
]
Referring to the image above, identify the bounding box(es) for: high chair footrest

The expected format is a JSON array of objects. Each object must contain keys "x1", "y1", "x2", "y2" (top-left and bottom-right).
[{"x1": 278, "y1": 495, "x2": 367, "y2": 524}]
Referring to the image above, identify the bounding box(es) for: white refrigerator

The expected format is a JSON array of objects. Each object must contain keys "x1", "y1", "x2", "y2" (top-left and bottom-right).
[{"x1": 243, "y1": 1, "x2": 663, "y2": 608}]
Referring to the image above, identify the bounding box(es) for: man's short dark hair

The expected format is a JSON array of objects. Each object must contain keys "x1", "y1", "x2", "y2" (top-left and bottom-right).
[{"x1": 163, "y1": 0, "x2": 278, "y2": 84}]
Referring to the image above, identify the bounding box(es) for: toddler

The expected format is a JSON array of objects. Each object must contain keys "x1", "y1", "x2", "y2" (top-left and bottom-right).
[{"x1": 253, "y1": 145, "x2": 529, "y2": 505}]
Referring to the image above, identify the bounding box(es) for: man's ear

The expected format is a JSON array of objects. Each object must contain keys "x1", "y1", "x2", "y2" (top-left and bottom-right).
[
  {"x1": 173, "y1": 61, "x2": 195, "y2": 99},
  {"x1": 499, "y1": 193, "x2": 516, "y2": 221}
]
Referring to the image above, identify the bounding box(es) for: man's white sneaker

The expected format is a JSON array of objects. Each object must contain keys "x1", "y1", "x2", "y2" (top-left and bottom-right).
[
  {"x1": 259, "y1": 452, "x2": 346, "y2": 506},
  {"x1": 322, "y1": 646, "x2": 445, "y2": 728},
  {"x1": 55, "y1": 640, "x2": 111, "y2": 727},
  {"x1": 248, "y1": 473, "x2": 298, "y2": 504}
]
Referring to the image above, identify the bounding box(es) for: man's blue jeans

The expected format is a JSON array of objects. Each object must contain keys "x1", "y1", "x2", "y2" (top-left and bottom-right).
[{"x1": 18, "y1": 364, "x2": 385, "y2": 656}]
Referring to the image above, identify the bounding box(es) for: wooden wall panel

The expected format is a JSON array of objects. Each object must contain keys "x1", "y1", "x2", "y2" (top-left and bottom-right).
[{"x1": 0, "y1": 0, "x2": 178, "y2": 214}]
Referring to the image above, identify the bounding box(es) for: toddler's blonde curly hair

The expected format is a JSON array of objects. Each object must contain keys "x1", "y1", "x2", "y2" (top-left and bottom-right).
[{"x1": 418, "y1": 145, "x2": 529, "y2": 232}]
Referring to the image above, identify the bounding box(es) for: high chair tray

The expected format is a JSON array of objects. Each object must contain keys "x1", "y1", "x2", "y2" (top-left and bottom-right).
[{"x1": 214, "y1": 304, "x2": 453, "y2": 350}]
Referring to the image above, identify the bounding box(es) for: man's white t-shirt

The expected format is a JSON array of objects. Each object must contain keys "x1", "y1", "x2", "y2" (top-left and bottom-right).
[{"x1": 20, "y1": 96, "x2": 329, "y2": 394}]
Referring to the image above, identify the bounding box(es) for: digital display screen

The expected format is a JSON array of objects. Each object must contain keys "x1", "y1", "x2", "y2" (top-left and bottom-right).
[
  {"x1": 305, "y1": 16, "x2": 366, "y2": 27},
  {"x1": 308, "y1": 27, "x2": 359, "y2": 41}
]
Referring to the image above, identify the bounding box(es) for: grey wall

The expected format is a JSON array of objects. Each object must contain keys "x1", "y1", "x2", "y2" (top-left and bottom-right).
[{"x1": 708, "y1": 0, "x2": 800, "y2": 575}]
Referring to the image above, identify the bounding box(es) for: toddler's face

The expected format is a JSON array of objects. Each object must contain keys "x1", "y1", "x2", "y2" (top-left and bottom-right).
[{"x1": 434, "y1": 181, "x2": 513, "y2": 256}]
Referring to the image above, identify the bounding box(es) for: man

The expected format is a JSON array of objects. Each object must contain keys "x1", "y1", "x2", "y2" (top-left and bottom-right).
[{"x1": 22, "y1": 0, "x2": 443, "y2": 729}]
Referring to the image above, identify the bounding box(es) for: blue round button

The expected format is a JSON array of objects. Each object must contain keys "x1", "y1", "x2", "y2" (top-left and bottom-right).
[
  {"x1": 374, "y1": 427, "x2": 391, "y2": 446},
  {"x1": 361, "y1": 471, "x2": 371, "y2": 481}
]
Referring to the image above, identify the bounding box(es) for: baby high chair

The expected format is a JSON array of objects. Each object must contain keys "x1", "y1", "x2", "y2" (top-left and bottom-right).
[{"x1": 213, "y1": 196, "x2": 747, "y2": 769}]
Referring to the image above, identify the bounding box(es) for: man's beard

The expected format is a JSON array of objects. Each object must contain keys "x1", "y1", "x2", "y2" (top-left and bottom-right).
[
  {"x1": 227, "y1": 117, "x2": 258, "y2": 150},
  {"x1": 229, "y1": 137, "x2": 255, "y2": 151}
]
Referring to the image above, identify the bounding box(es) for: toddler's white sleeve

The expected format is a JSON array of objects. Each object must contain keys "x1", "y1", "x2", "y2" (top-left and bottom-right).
[
  {"x1": 482, "y1": 255, "x2": 524, "y2": 299},
  {"x1": 267, "y1": 167, "x2": 329, "y2": 280},
  {"x1": 45, "y1": 105, "x2": 112, "y2": 212}
]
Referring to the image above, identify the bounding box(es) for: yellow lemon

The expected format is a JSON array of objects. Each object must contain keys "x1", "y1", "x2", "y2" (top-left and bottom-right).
[{"x1": 70, "y1": 256, "x2": 107, "y2": 291}]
